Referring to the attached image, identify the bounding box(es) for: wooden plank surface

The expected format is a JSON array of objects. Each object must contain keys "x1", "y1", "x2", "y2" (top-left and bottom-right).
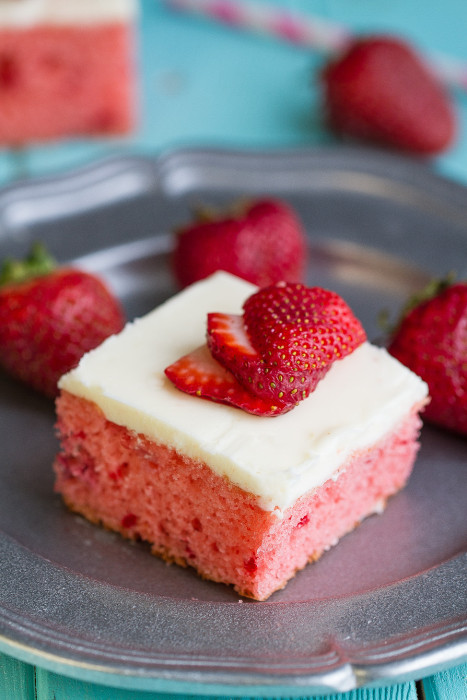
[
  {"x1": 422, "y1": 662, "x2": 467, "y2": 700},
  {"x1": 0, "y1": 653, "x2": 35, "y2": 700}
]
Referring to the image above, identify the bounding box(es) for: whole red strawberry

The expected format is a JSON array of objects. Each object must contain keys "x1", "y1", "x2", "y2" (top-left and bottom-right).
[
  {"x1": 172, "y1": 198, "x2": 307, "y2": 288},
  {"x1": 0, "y1": 243, "x2": 125, "y2": 397},
  {"x1": 166, "y1": 281, "x2": 366, "y2": 416},
  {"x1": 321, "y1": 35, "x2": 456, "y2": 154},
  {"x1": 388, "y1": 278, "x2": 467, "y2": 435}
]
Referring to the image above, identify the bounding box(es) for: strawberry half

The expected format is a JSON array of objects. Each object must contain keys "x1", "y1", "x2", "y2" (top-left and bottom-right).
[
  {"x1": 0, "y1": 243, "x2": 125, "y2": 397},
  {"x1": 388, "y1": 278, "x2": 467, "y2": 436},
  {"x1": 206, "y1": 311, "x2": 289, "y2": 402},
  {"x1": 206, "y1": 312, "x2": 259, "y2": 377},
  {"x1": 211, "y1": 282, "x2": 367, "y2": 405},
  {"x1": 167, "y1": 281, "x2": 366, "y2": 416},
  {"x1": 321, "y1": 35, "x2": 456, "y2": 154},
  {"x1": 172, "y1": 198, "x2": 307, "y2": 288},
  {"x1": 164, "y1": 345, "x2": 290, "y2": 417}
]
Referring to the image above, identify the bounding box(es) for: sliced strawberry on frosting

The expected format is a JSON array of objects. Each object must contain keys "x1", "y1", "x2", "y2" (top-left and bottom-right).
[
  {"x1": 166, "y1": 281, "x2": 367, "y2": 417},
  {"x1": 243, "y1": 282, "x2": 366, "y2": 366},
  {"x1": 164, "y1": 345, "x2": 291, "y2": 417},
  {"x1": 207, "y1": 312, "x2": 258, "y2": 372},
  {"x1": 208, "y1": 282, "x2": 367, "y2": 405},
  {"x1": 206, "y1": 311, "x2": 295, "y2": 405}
]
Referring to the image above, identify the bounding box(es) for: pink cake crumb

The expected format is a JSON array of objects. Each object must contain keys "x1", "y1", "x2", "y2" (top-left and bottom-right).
[
  {"x1": 54, "y1": 391, "x2": 424, "y2": 600},
  {"x1": 0, "y1": 22, "x2": 135, "y2": 145}
]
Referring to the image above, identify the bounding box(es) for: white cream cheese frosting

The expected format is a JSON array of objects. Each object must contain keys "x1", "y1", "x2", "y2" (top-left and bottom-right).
[
  {"x1": 0, "y1": 0, "x2": 136, "y2": 26},
  {"x1": 59, "y1": 272, "x2": 429, "y2": 514}
]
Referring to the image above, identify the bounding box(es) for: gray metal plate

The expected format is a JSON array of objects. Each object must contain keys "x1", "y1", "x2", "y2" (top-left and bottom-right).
[{"x1": 0, "y1": 147, "x2": 466, "y2": 695}]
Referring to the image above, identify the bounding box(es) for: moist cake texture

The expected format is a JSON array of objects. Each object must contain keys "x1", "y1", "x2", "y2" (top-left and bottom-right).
[
  {"x1": 0, "y1": 0, "x2": 137, "y2": 145},
  {"x1": 54, "y1": 272, "x2": 428, "y2": 599}
]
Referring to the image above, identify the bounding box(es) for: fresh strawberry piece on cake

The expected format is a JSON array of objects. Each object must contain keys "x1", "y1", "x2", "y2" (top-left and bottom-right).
[
  {"x1": 0, "y1": 242, "x2": 125, "y2": 397},
  {"x1": 54, "y1": 272, "x2": 429, "y2": 600},
  {"x1": 206, "y1": 312, "x2": 258, "y2": 375},
  {"x1": 204, "y1": 282, "x2": 367, "y2": 407},
  {"x1": 321, "y1": 35, "x2": 456, "y2": 154},
  {"x1": 174, "y1": 283, "x2": 352, "y2": 414},
  {"x1": 205, "y1": 311, "x2": 290, "y2": 404},
  {"x1": 172, "y1": 198, "x2": 307, "y2": 288},
  {"x1": 243, "y1": 282, "x2": 366, "y2": 402},
  {"x1": 165, "y1": 344, "x2": 289, "y2": 417},
  {"x1": 0, "y1": 0, "x2": 137, "y2": 145},
  {"x1": 388, "y1": 277, "x2": 467, "y2": 436}
]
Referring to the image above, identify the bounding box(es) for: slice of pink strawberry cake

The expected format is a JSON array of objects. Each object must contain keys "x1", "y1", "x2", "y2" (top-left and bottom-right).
[
  {"x1": 0, "y1": 0, "x2": 137, "y2": 145},
  {"x1": 54, "y1": 272, "x2": 428, "y2": 600}
]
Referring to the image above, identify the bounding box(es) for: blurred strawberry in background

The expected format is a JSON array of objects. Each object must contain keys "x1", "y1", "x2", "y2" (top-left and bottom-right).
[
  {"x1": 321, "y1": 35, "x2": 457, "y2": 154},
  {"x1": 172, "y1": 198, "x2": 307, "y2": 288}
]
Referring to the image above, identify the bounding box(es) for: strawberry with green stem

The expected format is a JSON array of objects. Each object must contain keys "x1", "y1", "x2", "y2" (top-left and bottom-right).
[
  {"x1": 0, "y1": 242, "x2": 125, "y2": 397},
  {"x1": 388, "y1": 276, "x2": 467, "y2": 436}
]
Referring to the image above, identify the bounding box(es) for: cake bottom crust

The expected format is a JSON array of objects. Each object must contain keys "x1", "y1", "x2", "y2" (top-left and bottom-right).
[{"x1": 54, "y1": 391, "x2": 424, "y2": 600}]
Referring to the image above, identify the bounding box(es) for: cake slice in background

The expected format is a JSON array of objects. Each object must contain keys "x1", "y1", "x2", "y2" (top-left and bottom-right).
[
  {"x1": 0, "y1": 0, "x2": 137, "y2": 146},
  {"x1": 54, "y1": 272, "x2": 429, "y2": 600}
]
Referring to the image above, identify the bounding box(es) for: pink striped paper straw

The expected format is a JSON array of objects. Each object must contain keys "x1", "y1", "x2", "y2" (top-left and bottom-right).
[
  {"x1": 166, "y1": 0, "x2": 351, "y2": 52},
  {"x1": 165, "y1": 0, "x2": 467, "y2": 92}
]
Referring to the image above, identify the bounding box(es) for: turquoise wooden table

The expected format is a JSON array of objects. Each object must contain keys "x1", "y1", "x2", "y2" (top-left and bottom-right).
[{"x1": 0, "y1": 1, "x2": 466, "y2": 698}]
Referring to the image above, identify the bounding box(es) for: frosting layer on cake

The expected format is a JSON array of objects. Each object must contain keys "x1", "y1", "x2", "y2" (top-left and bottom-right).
[
  {"x1": 59, "y1": 272, "x2": 428, "y2": 513},
  {"x1": 0, "y1": 0, "x2": 136, "y2": 26}
]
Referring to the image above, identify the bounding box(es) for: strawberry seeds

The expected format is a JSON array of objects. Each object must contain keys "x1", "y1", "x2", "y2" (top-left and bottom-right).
[{"x1": 165, "y1": 281, "x2": 366, "y2": 416}]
